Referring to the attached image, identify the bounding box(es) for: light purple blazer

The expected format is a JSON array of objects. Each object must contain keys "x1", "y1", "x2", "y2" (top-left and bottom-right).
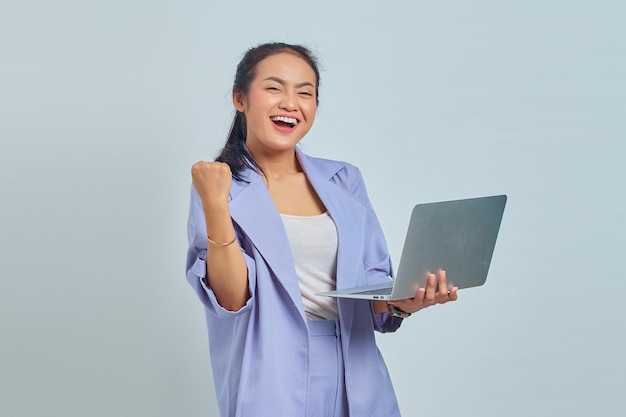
[{"x1": 186, "y1": 147, "x2": 403, "y2": 417}]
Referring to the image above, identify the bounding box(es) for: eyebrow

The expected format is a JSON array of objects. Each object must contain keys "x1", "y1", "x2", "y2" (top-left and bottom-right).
[{"x1": 262, "y1": 76, "x2": 315, "y2": 89}]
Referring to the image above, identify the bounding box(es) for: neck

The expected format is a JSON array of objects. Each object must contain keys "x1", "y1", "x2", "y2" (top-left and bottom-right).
[{"x1": 249, "y1": 147, "x2": 301, "y2": 180}]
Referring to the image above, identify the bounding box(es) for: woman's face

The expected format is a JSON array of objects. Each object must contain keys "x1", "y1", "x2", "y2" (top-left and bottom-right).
[{"x1": 234, "y1": 52, "x2": 318, "y2": 158}]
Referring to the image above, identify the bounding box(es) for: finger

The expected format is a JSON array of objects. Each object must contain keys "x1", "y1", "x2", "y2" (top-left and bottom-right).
[
  {"x1": 437, "y1": 269, "x2": 448, "y2": 296},
  {"x1": 417, "y1": 286, "x2": 426, "y2": 300},
  {"x1": 448, "y1": 286, "x2": 459, "y2": 301},
  {"x1": 218, "y1": 161, "x2": 232, "y2": 174},
  {"x1": 411, "y1": 287, "x2": 426, "y2": 309},
  {"x1": 424, "y1": 273, "x2": 437, "y2": 302},
  {"x1": 191, "y1": 161, "x2": 206, "y2": 176}
]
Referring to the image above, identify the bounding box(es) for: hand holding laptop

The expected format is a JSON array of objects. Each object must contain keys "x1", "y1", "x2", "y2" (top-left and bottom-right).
[{"x1": 386, "y1": 270, "x2": 458, "y2": 314}]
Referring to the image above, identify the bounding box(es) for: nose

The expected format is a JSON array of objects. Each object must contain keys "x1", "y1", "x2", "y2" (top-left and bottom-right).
[{"x1": 279, "y1": 90, "x2": 297, "y2": 111}]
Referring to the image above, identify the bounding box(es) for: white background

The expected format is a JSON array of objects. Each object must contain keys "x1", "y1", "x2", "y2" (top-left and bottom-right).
[{"x1": 1, "y1": 1, "x2": 624, "y2": 416}]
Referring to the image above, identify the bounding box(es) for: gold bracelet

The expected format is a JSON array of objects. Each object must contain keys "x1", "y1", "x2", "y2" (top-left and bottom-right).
[{"x1": 207, "y1": 235, "x2": 237, "y2": 247}]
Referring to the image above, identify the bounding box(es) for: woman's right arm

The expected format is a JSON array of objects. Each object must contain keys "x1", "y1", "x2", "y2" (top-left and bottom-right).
[{"x1": 191, "y1": 161, "x2": 249, "y2": 312}]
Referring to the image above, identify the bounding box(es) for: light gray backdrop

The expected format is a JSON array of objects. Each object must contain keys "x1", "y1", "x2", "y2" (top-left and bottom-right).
[{"x1": 1, "y1": 1, "x2": 624, "y2": 416}]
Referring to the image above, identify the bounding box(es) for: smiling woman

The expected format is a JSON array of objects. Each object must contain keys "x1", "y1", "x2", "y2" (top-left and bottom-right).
[
  {"x1": 233, "y1": 53, "x2": 318, "y2": 159},
  {"x1": 185, "y1": 42, "x2": 457, "y2": 417}
]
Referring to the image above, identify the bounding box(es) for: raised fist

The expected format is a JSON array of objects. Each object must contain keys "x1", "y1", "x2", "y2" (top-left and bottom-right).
[{"x1": 191, "y1": 161, "x2": 233, "y2": 206}]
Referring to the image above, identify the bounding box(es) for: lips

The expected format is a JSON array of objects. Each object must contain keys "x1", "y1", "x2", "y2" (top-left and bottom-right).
[{"x1": 270, "y1": 115, "x2": 299, "y2": 129}]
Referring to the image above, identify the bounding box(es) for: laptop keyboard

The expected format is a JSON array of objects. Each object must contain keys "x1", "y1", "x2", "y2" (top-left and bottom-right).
[{"x1": 353, "y1": 287, "x2": 393, "y2": 296}]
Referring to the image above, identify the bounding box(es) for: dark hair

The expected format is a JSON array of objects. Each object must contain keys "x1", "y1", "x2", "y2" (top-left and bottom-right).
[{"x1": 215, "y1": 42, "x2": 321, "y2": 181}]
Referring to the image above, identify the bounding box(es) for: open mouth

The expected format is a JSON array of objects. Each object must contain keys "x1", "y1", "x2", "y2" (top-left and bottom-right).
[{"x1": 270, "y1": 116, "x2": 299, "y2": 129}]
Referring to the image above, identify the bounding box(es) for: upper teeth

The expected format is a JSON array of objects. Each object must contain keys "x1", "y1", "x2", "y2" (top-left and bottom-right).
[{"x1": 271, "y1": 116, "x2": 298, "y2": 125}]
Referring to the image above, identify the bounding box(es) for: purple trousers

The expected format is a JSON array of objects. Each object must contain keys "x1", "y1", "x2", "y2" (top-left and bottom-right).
[{"x1": 307, "y1": 319, "x2": 349, "y2": 417}]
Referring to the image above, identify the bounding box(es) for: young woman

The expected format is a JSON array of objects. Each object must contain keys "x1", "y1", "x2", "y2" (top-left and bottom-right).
[{"x1": 186, "y1": 42, "x2": 458, "y2": 417}]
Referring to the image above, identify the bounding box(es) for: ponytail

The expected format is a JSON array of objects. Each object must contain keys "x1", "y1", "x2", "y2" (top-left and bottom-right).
[{"x1": 215, "y1": 111, "x2": 260, "y2": 181}]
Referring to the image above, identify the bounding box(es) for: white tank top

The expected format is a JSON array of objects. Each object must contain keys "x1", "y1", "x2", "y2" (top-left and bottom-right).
[{"x1": 280, "y1": 212, "x2": 339, "y2": 320}]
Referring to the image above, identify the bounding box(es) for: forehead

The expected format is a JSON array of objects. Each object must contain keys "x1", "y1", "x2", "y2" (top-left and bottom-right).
[{"x1": 253, "y1": 52, "x2": 317, "y2": 84}]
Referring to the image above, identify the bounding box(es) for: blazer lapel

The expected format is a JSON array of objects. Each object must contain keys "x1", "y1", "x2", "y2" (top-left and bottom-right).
[
  {"x1": 228, "y1": 172, "x2": 306, "y2": 319},
  {"x1": 297, "y1": 149, "x2": 369, "y2": 343},
  {"x1": 296, "y1": 149, "x2": 368, "y2": 291}
]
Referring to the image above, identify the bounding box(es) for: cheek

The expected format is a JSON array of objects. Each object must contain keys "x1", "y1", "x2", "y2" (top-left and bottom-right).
[
  {"x1": 247, "y1": 88, "x2": 261, "y2": 104},
  {"x1": 246, "y1": 88, "x2": 271, "y2": 113},
  {"x1": 304, "y1": 102, "x2": 317, "y2": 119}
]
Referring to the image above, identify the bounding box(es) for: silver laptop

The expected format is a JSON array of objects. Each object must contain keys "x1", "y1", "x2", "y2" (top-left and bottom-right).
[{"x1": 318, "y1": 195, "x2": 507, "y2": 301}]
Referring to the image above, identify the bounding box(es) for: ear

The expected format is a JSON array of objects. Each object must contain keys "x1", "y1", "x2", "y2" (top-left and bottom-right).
[{"x1": 232, "y1": 91, "x2": 246, "y2": 112}]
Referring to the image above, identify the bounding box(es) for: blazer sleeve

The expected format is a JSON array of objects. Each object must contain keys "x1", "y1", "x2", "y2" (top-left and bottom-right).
[
  {"x1": 185, "y1": 185, "x2": 256, "y2": 319},
  {"x1": 333, "y1": 165, "x2": 403, "y2": 333}
]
